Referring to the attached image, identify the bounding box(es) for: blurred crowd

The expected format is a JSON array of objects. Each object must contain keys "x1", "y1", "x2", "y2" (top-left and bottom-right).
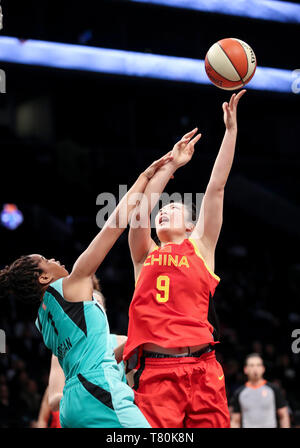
[{"x1": 1, "y1": 236, "x2": 300, "y2": 428}]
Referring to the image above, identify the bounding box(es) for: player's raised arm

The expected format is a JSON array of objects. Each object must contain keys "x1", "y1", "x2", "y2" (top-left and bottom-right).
[
  {"x1": 191, "y1": 90, "x2": 246, "y2": 257},
  {"x1": 129, "y1": 129, "x2": 201, "y2": 268},
  {"x1": 68, "y1": 153, "x2": 174, "y2": 282}
]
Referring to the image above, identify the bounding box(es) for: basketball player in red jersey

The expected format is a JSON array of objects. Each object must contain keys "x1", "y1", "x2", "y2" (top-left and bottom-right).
[{"x1": 123, "y1": 90, "x2": 246, "y2": 428}]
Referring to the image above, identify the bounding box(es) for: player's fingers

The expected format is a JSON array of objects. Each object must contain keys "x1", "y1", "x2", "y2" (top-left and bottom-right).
[
  {"x1": 189, "y1": 133, "x2": 202, "y2": 146},
  {"x1": 160, "y1": 150, "x2": 172, "y2": 158},
  {"x1": 234, "y1": 89, "x2": 247, "y2": 105},
  {"x1": 158, "y1": 155, "x2": 174, "y2": 166},
  {"x1": 229, "y1": 93, "x2": 236, "y2": 109},
  {"x1": 182, "y1": 128, "x2": 198, "y2": 140},
  {"x1": 151, "y1": 156, "x2": 171, "y2": 171},
  {"x1": 162, "y1": 151, "x2": 173, "y2": 161},
  {"x1": 178, "y1": 137, "x2": 190, "y2": 148},
  {"x1": 222, "y1": 102, "x2": 228, "y2": 112},
  {"x1": 159, "y1": 151, "x2": 173, "y2": 162}
]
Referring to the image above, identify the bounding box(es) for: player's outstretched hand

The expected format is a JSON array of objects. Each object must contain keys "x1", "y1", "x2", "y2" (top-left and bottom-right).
[
  {"x1": 223, "y1": 89, "x2": 246, "y2": 131},
  {"x1": 171, "y1": 128, "x2": 202, "y2": 169},
  {"x1": 143, "y1": 151, "x2": 174, "y2": 180}
]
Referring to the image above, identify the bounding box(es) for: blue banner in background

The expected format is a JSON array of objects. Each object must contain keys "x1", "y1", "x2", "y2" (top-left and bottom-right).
[
  {"x1": 0, "y1": 36, "x2": 294, "y2": 93},
  {"x1": 129, "y1": 0, "x2": 300, "y2": 24}
]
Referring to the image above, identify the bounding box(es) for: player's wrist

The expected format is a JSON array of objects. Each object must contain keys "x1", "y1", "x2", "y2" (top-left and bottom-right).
[
  {"x1": 225, "y1": 125, "x2": 238, "y2": 134},
  {"x1": 168, "y1": 159, "x2": 181, "y2": 171}
]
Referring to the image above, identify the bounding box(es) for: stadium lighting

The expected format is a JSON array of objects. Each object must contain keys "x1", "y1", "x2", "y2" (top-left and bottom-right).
[
  {"x1": 129, "y1": 0, "x2": 300, "y2": 24},
  {"x1": 0, "y1": 204, "x2": 24, "y2": 230},
  {"x1": 0, "y1": 36, "x2": 294, "y2": 93}
]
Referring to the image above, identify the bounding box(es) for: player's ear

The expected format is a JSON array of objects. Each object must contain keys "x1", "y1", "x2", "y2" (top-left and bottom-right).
[{"x1": 39, "y1": 272, "x2": 53, "y2": 285}]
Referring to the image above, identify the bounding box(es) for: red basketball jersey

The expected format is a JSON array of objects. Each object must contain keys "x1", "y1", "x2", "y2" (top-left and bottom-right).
[{"x1": 123, "y1": 238, "x2": 220, "y2": 361}]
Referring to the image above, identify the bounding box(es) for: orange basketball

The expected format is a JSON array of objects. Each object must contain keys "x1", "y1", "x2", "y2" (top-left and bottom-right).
[{"x1": 205, "y1": 38, "x2": 257, "y2": 90}]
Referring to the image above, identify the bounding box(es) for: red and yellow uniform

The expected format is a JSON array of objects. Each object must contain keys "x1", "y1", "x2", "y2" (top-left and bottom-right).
[{"x1": 123, "y1": 238, "x2": 230, "y2": 428}]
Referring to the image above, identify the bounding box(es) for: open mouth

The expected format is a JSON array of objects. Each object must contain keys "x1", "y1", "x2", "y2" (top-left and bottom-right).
[{"x1": 159, "y1": 215, "x2": 169, "y2": 224}]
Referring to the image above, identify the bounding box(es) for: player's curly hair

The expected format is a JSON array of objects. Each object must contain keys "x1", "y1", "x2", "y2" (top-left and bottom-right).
[{"x1": 0, "y1": 256, "x2": 44, "y2": 304}]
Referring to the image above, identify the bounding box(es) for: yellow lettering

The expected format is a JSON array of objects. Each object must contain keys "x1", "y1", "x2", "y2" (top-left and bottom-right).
[
  {"x1": 156, "y1": 275, "x2": 170, "y2": 303},
  {"x1": 144, "y1": 255, "x2": 151, "y2": 266},
  {"x1": 168, "y1": 255, "x2": 178, "y2": 267},
  {"x1": 178, "y1": 256, "x2": 189, "y2": 268},
  {"x1": 151, "y1": 254, "x2": 162, "y2": 265}
]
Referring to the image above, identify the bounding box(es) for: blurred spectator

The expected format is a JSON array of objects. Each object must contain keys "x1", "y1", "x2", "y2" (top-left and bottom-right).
[
  {"x1": 0, "y1": 382, "x2": 15, "y2": 427},
  {"x1": 230, "y1": 353, "x2": 290, "y2": 428},
  {"x1": 20, "y1": 379, "x2": 41, "y2": 417}
]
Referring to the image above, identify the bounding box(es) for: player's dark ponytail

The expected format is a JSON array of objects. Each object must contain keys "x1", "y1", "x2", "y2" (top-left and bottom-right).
[{"x1": 0, "y1": 256, "x2": 44, "y2": 304}]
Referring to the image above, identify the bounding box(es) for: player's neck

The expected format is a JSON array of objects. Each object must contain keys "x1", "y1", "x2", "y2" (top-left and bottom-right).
[{"x1": 160, "y1": 235, "x2": 186, "y2": 247}]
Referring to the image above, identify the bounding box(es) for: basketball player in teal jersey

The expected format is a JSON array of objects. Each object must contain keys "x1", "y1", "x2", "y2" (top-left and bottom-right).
[
  {"x1": 0, "y1": 152, "x2": 175, "y2": 428},
  {"x1": 47, "y1": 281, "x2": 128, "y2": 415}
]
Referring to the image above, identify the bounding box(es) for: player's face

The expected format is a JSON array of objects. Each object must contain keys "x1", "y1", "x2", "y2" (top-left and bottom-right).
[
  {"x1": 31, "y1": 254, "x2": 69, "y2": 280},
  {"x1": 155, "y1": 203, "x2": 189, "y2": 241},
  {"x1": 244, "y1": 357, "x2": 265, "y2": 382}
]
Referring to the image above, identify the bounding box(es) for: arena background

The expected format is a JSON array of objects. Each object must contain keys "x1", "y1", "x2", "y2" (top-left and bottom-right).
[{"x1": 0, "y1": 0, "x2": 300, "y2": 428}]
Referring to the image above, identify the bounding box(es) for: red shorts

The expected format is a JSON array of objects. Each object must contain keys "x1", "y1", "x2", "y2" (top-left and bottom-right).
[
  {"x1": 133, "y1": 350, "x2": 230, "y2": 428},
  {"x1": 49, "y1": 411, "x2": 61, "y2": 428}
]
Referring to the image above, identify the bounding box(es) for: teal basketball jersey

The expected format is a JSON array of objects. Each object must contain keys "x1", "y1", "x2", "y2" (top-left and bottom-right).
[
  {"x1": 35, "y1": 278, "x2": 119, "y2": 381},
  {"x1": 35, "y1": 278, "x2": 151, "y2": 428}
]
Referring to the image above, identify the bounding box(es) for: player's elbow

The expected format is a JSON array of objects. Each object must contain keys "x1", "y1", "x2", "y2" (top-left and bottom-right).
[{"x1": 207, "y1": 180, "x2": 225, "y2": 194}]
